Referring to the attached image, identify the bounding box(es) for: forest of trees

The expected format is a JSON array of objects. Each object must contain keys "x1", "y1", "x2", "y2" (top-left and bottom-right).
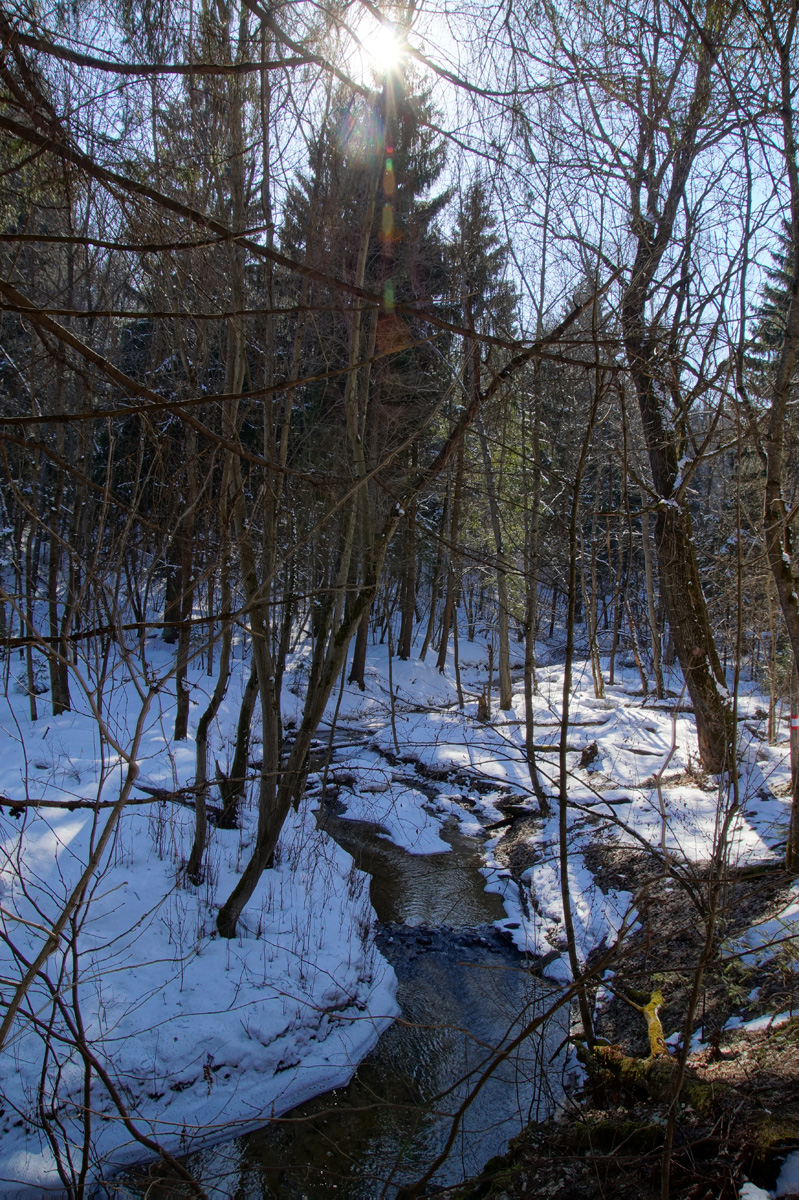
[{"x1": 1, "y1": 0, "x2": 799, "y2": 1194}]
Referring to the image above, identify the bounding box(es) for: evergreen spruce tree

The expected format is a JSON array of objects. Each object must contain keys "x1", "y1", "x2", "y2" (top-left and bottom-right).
[{"x1": 751, "y1": 220, "x2": 797, "y2": 373}]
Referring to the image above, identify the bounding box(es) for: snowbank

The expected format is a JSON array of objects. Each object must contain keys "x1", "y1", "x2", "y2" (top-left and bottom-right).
[{"x1": 0, "y1": 660, "x2": 398, "y2": 1194}]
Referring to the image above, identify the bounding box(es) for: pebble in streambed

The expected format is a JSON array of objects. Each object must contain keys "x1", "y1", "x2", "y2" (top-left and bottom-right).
[{"x1": 376, "y1": 922, "x2": 531, "y2": 965}]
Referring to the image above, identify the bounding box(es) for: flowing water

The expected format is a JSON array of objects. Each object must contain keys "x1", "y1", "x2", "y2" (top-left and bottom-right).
[{"x1": 122, "y1": 807, "x2": 566, "y2": 1198}]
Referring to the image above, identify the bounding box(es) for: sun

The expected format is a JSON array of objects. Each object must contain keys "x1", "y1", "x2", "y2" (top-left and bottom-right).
[{"x1": 358, "y1": 20, "x2": 405, "y2": 76}]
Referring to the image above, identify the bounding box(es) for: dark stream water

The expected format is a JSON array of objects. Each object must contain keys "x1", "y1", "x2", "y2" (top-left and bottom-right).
[{"x1": 123, "y1": 809, "x2": 565, "y2": 1198}]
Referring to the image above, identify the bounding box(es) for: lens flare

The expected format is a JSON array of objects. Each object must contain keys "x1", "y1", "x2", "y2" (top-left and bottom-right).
[{"x1": 360, "y1": 21, "x2": 404, "y2": 75}]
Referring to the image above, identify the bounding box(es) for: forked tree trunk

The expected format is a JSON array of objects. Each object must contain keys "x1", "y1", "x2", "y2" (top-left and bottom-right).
[
  {"x1": 618, "y1": 26, "x2": 733, "y2": 773},
  {"x1": 217, "y1": 566, "x2": 388, "y2": 938},
  {"x1": 621, "y1": 120, "x2": 731, "y2": 768}
]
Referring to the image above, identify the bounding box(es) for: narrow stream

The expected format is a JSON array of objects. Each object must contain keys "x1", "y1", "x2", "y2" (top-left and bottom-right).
[{"x1": 124, "y1": 808, "x2": 566, "y2": 1198}]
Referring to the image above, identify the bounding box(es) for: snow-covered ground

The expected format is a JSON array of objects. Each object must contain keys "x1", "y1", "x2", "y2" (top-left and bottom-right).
[
  {"x1": 325, "y1": 639, "x2": 795, "y2": 977},
  {"x1": 1, "y1": 626, "x2": 797, "y2": 1194},
  {"x1": 0, "y1": 640, "x2": 400, "y2": 1195}
]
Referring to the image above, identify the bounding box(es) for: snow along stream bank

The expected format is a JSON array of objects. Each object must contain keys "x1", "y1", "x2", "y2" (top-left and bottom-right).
[
  {"x1": 0, "y1": 784, "x2": 400, "y2": 1195},
  {"x1": 1, "y1": 633, "x2": 797, "y2": 1195},
  {"x1": 122, "y1": 812, "x2": 568, "y2": 1197},
  {"x1": 0, "y1": 652, "x2": 403, "y2": 1195}
]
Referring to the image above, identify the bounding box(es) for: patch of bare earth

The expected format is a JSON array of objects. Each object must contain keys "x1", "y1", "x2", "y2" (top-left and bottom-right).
[{"x1": 454, "y1": 843, "x2": 799, "y2": 1200}]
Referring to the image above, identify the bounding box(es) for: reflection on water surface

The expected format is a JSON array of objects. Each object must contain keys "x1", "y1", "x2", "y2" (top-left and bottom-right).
[{"x1": 122, "y1": 814, "x2": 565, "y2": 1198}]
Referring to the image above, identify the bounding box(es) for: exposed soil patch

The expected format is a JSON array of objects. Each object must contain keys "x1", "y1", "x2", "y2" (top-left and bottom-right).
[
  {"x1": 492, "y1": 815, "x2": 539, "y2": 880},
  {"x1": 453, "y1": 843, "x2": 799, "y2": 1200},
  {"x1": 455, "y1": 1020, "x2": 799, "y2": 1200},
  {"x1": 585, "y1": 847, "x2": 797, "y2": 1053}
]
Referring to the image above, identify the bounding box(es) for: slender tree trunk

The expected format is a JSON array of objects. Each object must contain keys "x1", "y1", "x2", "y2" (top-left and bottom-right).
[
  {"x1": 559, "y1": 378, "x2": 602, "y2": 1046},
  {"x1": 24, "y1": 523, "x2": 38, "y2": 722},
  {"x1": 789, "y1": 668, "x2": 799, "y2": 871},
  {"x1": 625, "y1": 597, "x2": 649, "y2": 695},
  {"x1": 187, "y1": 549, "x2": 232, "y2": 883},
  {"x1": 466, "y1": 582, "x2": 476, "y2": 641},
  {"x1": 162, "y1": 537, "x2": 181, "y2": 646},
  {"x1": 477, "y1": 415, "x2": 513, "y2": 709},
  {"x1": 173, "y1": 427, "x2": 197, "y2": 742},
  {"x1": 608, "y1": 526, "x2": 625, "y2": 687},
  {"x1": 580, "y1": 512, "x2": 604, "y2": 700},
  {"x1": 419, "y1": 494, "x2": 448, "y2": 662},
  {"x1": 452, "y1": 599, "x2": 465, "y2": 709},
  {"x1": 642, "y1": 509, "x2": 665, "y2": 699},
  {"x1": 344, "y1": 164, "x2": 380, "y2": 690},
  {"x1": 47, "y1": 472, "x2": 70, "y2": 714},
  {"x1": 397, "y1": 492, "x2": 417, "y2": 660},
  {"x1": 437, "y1": 442, "x2": 465, "y2": 674},
  {"x1": 523, "y1": 377, "x2": 548, "y2": 813},
  {"x1": 217, "y1": 667, "x2": 258, "y2": 830}
]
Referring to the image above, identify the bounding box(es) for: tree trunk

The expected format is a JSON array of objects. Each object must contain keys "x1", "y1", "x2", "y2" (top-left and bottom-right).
[
  {"x1": 348, "y1": 605, "x2": 370, "y2": 690},
  {"x1": 607, "y1": 522, "x2": 625, "y2": 688},
  {"x1": 619, "y1": 27, "x2": 732, "y2": 773},
  {"x1": 187, "y1": 556, "x2": 232, "y2": 884},
  {"x1": 789, "y1": 669, "x2": 799, "y2": 871},
  {"x1": 162, "y1": 536, "x2": 181, "y2": 646},
  {"x1": 173, "y1": 426, "x2": 197, "y2": 741},
  {"x1": 757, "y1": 25, "x2": 799, "y2": 869},
  {"x1": 397, "y1": 495, "x2": 417, "y2": 660},
  {"x1": 523, "y1": 370, "x2": 548, "y2": 812},
  {"x1": 476, "y1": 415, "x2": 513, "y2": 710},
  {"x1": 343, "y1": 161, "x2": 380, "y2": 690},
  {"x1": 24, "y1": 521, "x2": 39, "y2": 723},
  {"x1": 580, "y1": 513, "x2": 604, "y2": 700},
  {"x1": 217, "y1": 565, "x2": 387, "y2": 938},
  {"x1": 642, "y1": 509, "x2": 665, "y2": 699},
  {"x1": 436, "y1": 442, "x2": 465, "y2": 674},
  {"x1": 419, "y1": 494, "x2": 448, "y2": 662},
  {"x1": 47, "y1": 477, "x2": 70, "y2": 715},
  {"x1": 559, "y1": 371, "x2": 602, "y2": 1047},
  {"x1": 217, "y1": 667, "x2": 258, "y2": 830},
  {"x1": 654, "y1": 503, "x2": 731, "y2": 769}
]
